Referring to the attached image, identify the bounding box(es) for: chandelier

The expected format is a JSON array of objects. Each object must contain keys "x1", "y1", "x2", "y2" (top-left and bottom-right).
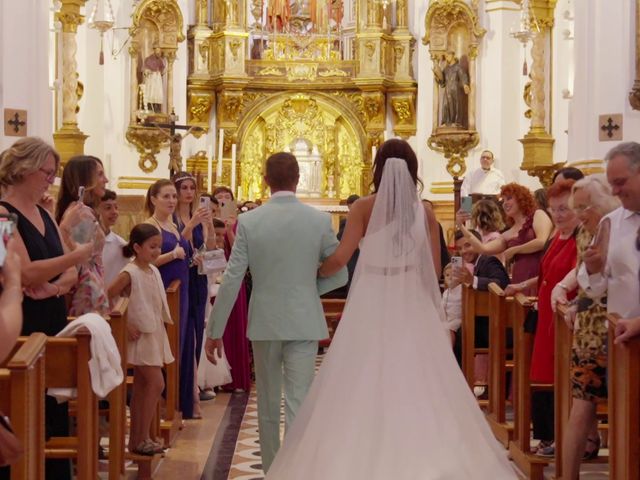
[
  {"x1": 88, "y1": 0, "x2": 115, "y2": 65},
  {"x1": 510, "y1": 0, "x2": 539, "y2": 75}
]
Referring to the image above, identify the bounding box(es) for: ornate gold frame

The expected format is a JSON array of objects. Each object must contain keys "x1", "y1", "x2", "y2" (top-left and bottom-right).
[
  {"x1": 422, "y1": 0, "x2": 485, "y2": 178},
  {"x1": 125, "y1": 0, "x2": 185, "y2": 173}
]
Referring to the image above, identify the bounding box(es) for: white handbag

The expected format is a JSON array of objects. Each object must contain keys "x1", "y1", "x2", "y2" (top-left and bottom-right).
[{"x1": 198, "y1": 248, "x2": 228, "y2": 275}]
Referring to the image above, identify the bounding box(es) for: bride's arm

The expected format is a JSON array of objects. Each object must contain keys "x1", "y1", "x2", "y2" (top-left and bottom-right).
[
  {"x1": 318, "y1": 201, "x2": 366, "y2": 278},
  {"x1": 423, "y1": 204, "x2": 442, "y2": 277}
]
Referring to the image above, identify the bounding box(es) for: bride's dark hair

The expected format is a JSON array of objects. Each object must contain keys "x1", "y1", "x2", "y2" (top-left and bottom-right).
[{"x1": 371, "y1": 139, "x2": 423, "y2": 193}]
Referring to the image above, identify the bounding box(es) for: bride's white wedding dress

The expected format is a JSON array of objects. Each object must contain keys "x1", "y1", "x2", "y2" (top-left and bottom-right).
[{"x1": 265, "y1": 158, "x2": 517, "y2": 479}]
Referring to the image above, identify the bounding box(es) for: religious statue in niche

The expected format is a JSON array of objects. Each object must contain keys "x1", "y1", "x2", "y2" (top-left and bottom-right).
[
  {"x1": 142, "y1": 46, "x2": 167, "y2": 113},
  {"x1": 433, "y1": 50, "x2": 470, "y2": 128}
]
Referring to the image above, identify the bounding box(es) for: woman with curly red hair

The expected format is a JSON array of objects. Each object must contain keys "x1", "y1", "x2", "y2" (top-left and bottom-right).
[{"x1": 459, "y1": 182, "x2": 553, "y2": 295}]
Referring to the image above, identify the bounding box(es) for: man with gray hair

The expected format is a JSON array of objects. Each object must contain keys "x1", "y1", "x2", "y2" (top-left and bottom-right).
[{"x1": 579, "y1": 141, "x2": 640, "y2": 326}]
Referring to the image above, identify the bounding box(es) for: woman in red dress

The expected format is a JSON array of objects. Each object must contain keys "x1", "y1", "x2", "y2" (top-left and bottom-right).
[
  {"x1": 213, "y1": 186, "x2": 252, "y2": 392},
  {"x1": 508, "y1": 179, "x2": 581, "y2": 456}
]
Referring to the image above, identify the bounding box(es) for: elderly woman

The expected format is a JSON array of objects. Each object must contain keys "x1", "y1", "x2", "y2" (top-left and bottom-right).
[
  {"x1": 550, "y1": 175, "x2": 620, "y2": 478},
  {"x1": 460, "y1": 183, "x2": 553, "y2": 295},
  {"x1": 0, "y1": 137, "x2": 92, "y2": 480},
  {"x1": 507, "y1": 179, "x2": 582, "y2": 456}
]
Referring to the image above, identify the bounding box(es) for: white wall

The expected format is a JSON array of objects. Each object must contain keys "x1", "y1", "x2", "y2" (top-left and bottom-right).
[
  {"x1": 568, "y1": 0, "x2": 640, "y2": 162},
  {"x1": 0, "y1": 0, "x2": 53, "y2": 150}
]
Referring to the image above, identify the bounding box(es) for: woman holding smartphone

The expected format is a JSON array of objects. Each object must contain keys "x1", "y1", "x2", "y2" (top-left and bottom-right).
[
  {"x1": 0, "y1": 138, "x2": 93, "y2": 480},
  {"x1": 56, "y1": 155, "x2": 110, "y2": 316},
  {"x1": 172, "y1": 172, "x2": 215, "y2": 416},
  {"x1": 212, "y1": 186, "x2": 251, "y2": 393}
]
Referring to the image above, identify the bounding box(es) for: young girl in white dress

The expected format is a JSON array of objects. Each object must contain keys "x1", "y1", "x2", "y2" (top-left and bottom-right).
[{"x1": 108, "y1": 223, "x2": 174, "y2": 456}]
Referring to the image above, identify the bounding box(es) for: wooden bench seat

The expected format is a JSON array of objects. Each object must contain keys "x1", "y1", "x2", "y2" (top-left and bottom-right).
[
  {"x1": 461, "y1": 284, "x2": 490, "y2": 390},
  {"x1": 0, "y1": 333, "x2": 47, "y2": 480},
  {"x1": 486, "y1": 283, "x2": 514, "y2": 448},
  {"x1": 12, "y1": 332, "x2": 99, "y2": 480},
  {"x1": 608, "y1": 313, "x2": 640, "y2": 480},
  {"x1": 508, "y1": 294, "x2": 550, "y2": 480}
]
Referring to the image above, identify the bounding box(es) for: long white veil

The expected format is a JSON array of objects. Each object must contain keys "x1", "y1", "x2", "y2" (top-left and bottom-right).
[
  {"x1": 265, "y1": 158, "x2": 516, "y2": 479},
  {"x1": 352, "y1": 157, "x2": 445, "y2": 325}
]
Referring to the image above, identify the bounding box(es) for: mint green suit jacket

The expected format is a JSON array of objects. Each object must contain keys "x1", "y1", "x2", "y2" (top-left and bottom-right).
[{"x1": 207, "y1": 195, "x2": 348, "y2": 341}]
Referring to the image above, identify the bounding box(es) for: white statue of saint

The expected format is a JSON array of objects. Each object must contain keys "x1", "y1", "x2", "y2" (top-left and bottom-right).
[{"x1": 143, "y1": 45, "x2": 166, "y2": 113}]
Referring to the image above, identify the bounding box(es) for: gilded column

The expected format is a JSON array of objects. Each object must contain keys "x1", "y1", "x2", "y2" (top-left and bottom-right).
[
  {"x1": 53, "y1": 0, "x2": 88, "y2": 164},
  {"x1": 529, "y1": 31, "x2": 546, "y2": 132},
  {"x1": 165, "y1": 51, "x2": 176, "y2": 115},
  {"x1": 129, "y1": 47, "x2": 139, "y2": 124},
  {"x1": 197, "y1": 0, "x2": 209, "y2": 26},
  {"x1": 468, "y1": 47, "x2": 477, "y2": 131},
  {"x1": 519, "y1": 23, "x2": 556, "y2": 185},
  {"x1": 396, "y1": 0, "x2": 408, "y2": 30}
]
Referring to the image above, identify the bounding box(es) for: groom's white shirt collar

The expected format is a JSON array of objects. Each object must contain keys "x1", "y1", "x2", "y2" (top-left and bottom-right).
[{"x1": 270, "y1": 191, "x2": 296, "y2": 198}]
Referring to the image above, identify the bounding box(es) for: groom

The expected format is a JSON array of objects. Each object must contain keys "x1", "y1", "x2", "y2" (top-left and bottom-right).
[{"x1": 205, "y1": 152, "x2": 348, "y2": 472}]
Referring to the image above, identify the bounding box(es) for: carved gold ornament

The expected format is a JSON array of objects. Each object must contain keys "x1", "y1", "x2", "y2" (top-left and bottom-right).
[
  {"x1": 188, "y1": 92, "x2": 213, "y2": 125},
  {"x1": 125, "y1": 126, "x2": 170, "y2": 173},
  {"x1": 257, "y1": 66, "x2": 285, "y2": 76},
  {"x1": 286, "y1": 63, "x2": 318, "y2": 81}
]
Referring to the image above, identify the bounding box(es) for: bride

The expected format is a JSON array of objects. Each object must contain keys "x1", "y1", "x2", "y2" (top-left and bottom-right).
[{"x1": 264, "y1": 139, "x2": 517, "y2": 479}]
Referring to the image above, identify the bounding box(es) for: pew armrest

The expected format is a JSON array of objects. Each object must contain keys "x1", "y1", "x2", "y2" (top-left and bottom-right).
[
  {"x1": 166, "y1": 279, "x2": 181, "y2": 294},
  {"x1": 6, "y1": 333, "x2": 47, "y2": 370}
]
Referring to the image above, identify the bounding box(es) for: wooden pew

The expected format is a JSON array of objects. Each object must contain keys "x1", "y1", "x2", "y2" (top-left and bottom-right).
[
  {"x1": 553, "y1": 303, "x2": 573, "y2": 480},
  {"x1": 508, "y1": 294, "x2": 549, "y2": 480},
  {"x1": 0, "y1": 333, "x2": 47, "y2": 480},
  {"x1": 161, "y1": 279, "x2": 182, "y2": 446},
  {"x1": 486, "y1": 283, "x2": 514, "y2": 447},
  {"x1": 11, "y1": 332, "x2": 99, "y2": 480},
  {"x1": 106, "y1": 297, "x2": 129, "y2": 480},
  {"x1": 608, "y1": 313, "x2": 640, "y2": 480},
  {"x1": 461, "y1": 284, "x2": 490, "y2": 391}
]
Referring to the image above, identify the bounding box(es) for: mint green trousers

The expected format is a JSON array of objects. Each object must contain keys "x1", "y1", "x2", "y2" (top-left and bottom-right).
[{"x1": 251, "y1": 340, "x2": 318, "y2": 473}]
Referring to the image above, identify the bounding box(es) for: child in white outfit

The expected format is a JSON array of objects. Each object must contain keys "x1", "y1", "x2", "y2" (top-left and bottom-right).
[{"x1": 108, "y1": 223, "x2": 174, "y2": 456}]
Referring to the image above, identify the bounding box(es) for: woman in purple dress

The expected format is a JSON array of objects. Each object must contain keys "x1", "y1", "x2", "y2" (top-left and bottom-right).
[
  {"x1": 213, "y1": 186, "x2": 251, "y2": 392},
  {"x1": 144, "y1": 180, "x2": 195, "y2": 418},
  {"x1": 172, "y1": 172, "x2": 216, "y2": 415}
]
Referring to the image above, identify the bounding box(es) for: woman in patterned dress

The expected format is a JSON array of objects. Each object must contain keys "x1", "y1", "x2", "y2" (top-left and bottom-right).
[
  {"x1": 551, "y1": 175, "x2": 620, "y2": 479},
  {"x1": 56, "y1": 155, "x2": 110, "y2": 316}
]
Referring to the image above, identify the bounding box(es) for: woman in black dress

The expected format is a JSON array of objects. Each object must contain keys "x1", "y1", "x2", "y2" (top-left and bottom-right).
[{"x1": 0, "y1": 137, "x2": 92, "y2": 479}]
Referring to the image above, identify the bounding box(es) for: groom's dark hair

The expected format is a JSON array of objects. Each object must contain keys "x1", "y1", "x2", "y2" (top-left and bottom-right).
[{"x1": 265, "y1": 152, "x2": 300, "y2": 190}]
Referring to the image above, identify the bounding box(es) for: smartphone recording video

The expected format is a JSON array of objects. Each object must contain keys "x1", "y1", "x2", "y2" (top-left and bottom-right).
[{"x1": 0, "y1": 213, "x2": 17, "y2": 267}]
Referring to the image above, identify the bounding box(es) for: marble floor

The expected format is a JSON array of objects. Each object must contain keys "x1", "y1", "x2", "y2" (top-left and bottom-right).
[{"x1": 100, "y1": 355, "x2": 611, "y2": 480}]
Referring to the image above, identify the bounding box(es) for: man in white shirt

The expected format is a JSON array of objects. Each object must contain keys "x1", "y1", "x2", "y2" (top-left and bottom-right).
[
  {"x1": 460, "y1": 150, "x2": 506, "y2": 197},
  {"x1": 578, "y1": 142, "x2": 640, "y2": 321},
  {"x1": 98, "y1": 190, "x2": 129, "y2": 288}
]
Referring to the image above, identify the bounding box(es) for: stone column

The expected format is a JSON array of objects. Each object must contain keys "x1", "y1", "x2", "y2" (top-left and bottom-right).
[{"x1": 53, "y1": 0, "x2": 88, "y2": 164}]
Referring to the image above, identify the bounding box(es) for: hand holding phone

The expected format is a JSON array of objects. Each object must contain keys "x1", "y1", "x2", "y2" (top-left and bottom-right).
[
  {"x1": 77, "y1": 186, "x2": 85, "y2": 204},
  {"x1": 461, "y1": 196, "x2": 473, "y2": 214},
  {"x1": 0, "y1": 213, "x2": 17, "y2": 268},
  {"x1": 219, "y1": 200, "x2": 238, "y2": 221},
  {"x1": 199, "y1": 196, "x2": 211, "y2": 210}
]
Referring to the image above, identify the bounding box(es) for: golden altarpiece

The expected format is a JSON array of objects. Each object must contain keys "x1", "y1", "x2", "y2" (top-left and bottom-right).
[{"x1": 176, "y1": 0, "x2": 419, "y2": 202}]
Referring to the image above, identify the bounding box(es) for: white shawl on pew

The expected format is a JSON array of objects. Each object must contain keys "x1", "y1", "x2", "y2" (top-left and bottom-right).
[{"x1": 48, "y1": 313, "x2": 124, "y2": 402}]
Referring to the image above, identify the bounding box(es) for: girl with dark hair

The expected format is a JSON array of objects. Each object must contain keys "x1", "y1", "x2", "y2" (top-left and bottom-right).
[
  {"x1": 108, "y1": 223, "x2": 174, "y2": 455},
  {"x1": 144, "y1": 180, "x2": 195, "y2": 417},
  {"x1": 56, "y1": 155, "x2": 110, "y2": 316},
  {"x1": 372, "y1": 138, "x2": 423, "y2": 192},
  {"x1": 172, "y1": 172, "x2": 216, "y2": 414}
]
